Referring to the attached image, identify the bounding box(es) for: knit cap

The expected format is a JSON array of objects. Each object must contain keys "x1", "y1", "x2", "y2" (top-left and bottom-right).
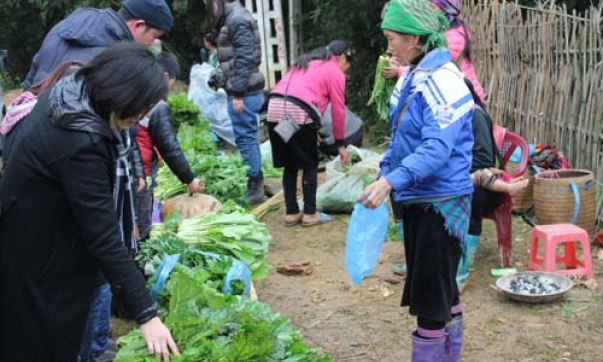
[{"x1": 122, "y1": 0, "x2": 174, "y2": 32}]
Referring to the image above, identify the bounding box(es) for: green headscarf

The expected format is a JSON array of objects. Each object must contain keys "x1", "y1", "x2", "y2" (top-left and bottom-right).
[{"x1": 381, "y1": 0, "x2": 449, "y2": 50}]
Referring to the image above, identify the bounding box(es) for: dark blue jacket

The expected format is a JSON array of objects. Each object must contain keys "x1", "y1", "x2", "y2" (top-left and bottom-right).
[{"x1": 23, "y1": 8, "x2": 132, "y2": 89}]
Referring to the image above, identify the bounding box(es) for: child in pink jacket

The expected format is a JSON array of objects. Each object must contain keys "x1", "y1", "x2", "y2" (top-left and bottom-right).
[{"x1": 429, "y1": 0, "x2": 486, "y2": 101}]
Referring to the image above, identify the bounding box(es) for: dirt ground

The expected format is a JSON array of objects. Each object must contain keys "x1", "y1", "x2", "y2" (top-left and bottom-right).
[
  {"x1": 111, "y1": 177, "x2": 603, "y2": 361},
  {"x1": 253, "y1": 181, "x2": 603, "y2": 362}
]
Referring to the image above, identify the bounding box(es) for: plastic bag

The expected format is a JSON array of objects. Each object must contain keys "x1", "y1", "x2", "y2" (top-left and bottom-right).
[
  {"x1": 326, "y1": 145, "x2": 380, "y2": 180},
  {"x1": 151, "y1": 251, "x2": 252, "y2": 297},
  {"x1": 187, "y1": 63, "x2": 236, "y2": 147},
  {"x1": 344, "y1": 202, "x2": 389, "y2": 285},
  {"x1": 151, "y1": 201, "x2": 162, "y2": 224},
  {"x1": 317, "y1": 156, "x2": 381, "y2": 214}
]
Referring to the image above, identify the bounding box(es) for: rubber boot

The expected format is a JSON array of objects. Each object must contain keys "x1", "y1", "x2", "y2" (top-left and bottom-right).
[
  {"x1": 246, "y1": 176, "x2": 265, "y2": 205},
  {"x1": 446, "y1": 315, "x2": 463, "y2": 362},
  {"x1": 411, "y1": 331, "x2": 449, "y2": 362},
  {"x1": 392, "y1": 221, "x2": 407, "y2": 275},
  {"x1": 456, "y1": 234, "x2": 480, "y2": 293}
]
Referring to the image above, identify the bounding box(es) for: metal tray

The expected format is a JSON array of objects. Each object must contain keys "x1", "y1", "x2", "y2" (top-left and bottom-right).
[{"x1": 495, "y1": 271, "x2": 573, "y2": 303}]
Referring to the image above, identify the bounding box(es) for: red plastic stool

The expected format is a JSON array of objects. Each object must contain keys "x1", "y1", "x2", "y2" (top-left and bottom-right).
[{"x1": 528, "y1": 224, "x2": 593, "y2": 279}]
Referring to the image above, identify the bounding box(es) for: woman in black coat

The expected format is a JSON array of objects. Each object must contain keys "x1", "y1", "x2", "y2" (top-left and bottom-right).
[{"x1": 0, "y1": 43, "x2": 179, "y2": 362}]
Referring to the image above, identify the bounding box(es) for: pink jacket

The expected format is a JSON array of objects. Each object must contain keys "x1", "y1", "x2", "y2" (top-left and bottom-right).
[
  {"x1": 446, "y1": 24, "x2": 486, "y2": 102},
  {"x1": 270, "y1": 57, "x2": 346, "y2": 141}
]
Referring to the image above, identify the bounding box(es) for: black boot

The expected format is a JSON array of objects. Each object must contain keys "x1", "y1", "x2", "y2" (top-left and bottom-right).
[{"x1": 246, "y1": 176, "x2": 265, "y2": 205}]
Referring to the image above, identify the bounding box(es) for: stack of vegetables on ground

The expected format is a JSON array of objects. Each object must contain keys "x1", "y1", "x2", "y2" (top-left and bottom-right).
[
  {"x1": 150, "y1": 201, "x2": 272, "y2": 280},
  {"x1": 155, "y1": 93, "x2": 248, "y2": 206},
  {"x1": 115, "y1": 266, "x2": 331, "y2": 362},
  {"x1": 118, "y1": 201, "x2": 330, "y2": 361}
]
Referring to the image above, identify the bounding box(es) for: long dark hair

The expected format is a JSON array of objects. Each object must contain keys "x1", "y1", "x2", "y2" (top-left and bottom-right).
[
  {"x1": 29, "y1": 60, "x2": 83, "y2": 96},
  {"x1": 78, "y1": 42, "x2": 168, "y2": 120},
  {"x1": 292, "y1": 40, "x2": 350, "y2": 70},
  {"x1": 205, "y1": 0, "x2": 229, "y2": 31}
]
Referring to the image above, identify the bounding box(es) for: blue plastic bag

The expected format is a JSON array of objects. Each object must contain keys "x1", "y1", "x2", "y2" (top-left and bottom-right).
[
  {"x1": 345, "y1": 202, "x2": 389, "y2": 285},
  {"x1": 151, "y1": 201, "x2": 163, "y2": 224},
  {"x1": 151, "y1": 252, "x2": 252, "y2": 297}
]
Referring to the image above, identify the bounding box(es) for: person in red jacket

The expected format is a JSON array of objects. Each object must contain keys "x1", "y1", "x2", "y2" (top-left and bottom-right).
[{"x1": 133, "y1": 52, "x2": 205, "y2": 240}]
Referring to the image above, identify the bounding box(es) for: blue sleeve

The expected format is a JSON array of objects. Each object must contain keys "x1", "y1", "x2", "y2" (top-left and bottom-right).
[{"x1": 383, "y1": 93, "x2": 471, "y2": 190}]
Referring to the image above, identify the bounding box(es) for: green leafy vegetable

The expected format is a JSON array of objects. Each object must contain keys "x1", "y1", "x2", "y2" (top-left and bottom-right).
[
  {"x1": 367, "y1": 55, "x2": 396, "y2": 122},
  {"x1": 115, "y1": 267, "x2": 331, "y2": 362},
  {"x1": 167, "y1": 93, "x2": 205, "y2": 131},
  {"x1": 155, "y1": 153, "x2": 248, "y2": 206}
]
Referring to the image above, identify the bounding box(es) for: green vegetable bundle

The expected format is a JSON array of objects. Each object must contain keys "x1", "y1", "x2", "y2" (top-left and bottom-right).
[
  {"x1": 136, "y1": 236, "x2": 246, "y2": 312},
  {"x1": 155, "y1": 152, "x2": 247, "y2": 205},
  {"x1": 367, "y1": 55, "x2": 396, "y2": 122},
  {"x1": 177, "y1": 122, "x2": 217, "y2": 156},
  {"x1": 115, "y1": 267, "x2": 331, "y2": 362},
  {"x1": 167, "y1": 93, "x2": 205, "y2": 131},
  {"x1": 175, "y1": 211, "x2": 272, "y2": 280}
]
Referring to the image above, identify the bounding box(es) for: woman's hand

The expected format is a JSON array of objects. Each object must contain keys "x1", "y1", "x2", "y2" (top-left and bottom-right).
[
  {"x1": 358, "y1": 177, "x2": 392, "y2": 209},
  {"x1": 382, "y1": 58, "x2": 400, "y2": 80},
  {"x1": 140, "y1": 317, "x2": 180, "y2": 362},
  {"x1": 136, "y1": 177, "x2": 147, "y2": 193},
  {"x1": 382, "y1": 66, "x2": 399, "y2": 80},
  {"x1": 187, "y1": 178, "x2": 205, "y2": 195},
  {"x1": 338, "y1": 146, "x2": 350, "y2": 166},
  {"x1": 233, "y1": 98, "x2": 244, "y2": 114}
]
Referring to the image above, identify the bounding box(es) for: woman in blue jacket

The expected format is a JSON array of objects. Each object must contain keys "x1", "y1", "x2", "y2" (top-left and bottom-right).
[{"x1": 359, "y1": 1, "x2": 473, "y2": 361}]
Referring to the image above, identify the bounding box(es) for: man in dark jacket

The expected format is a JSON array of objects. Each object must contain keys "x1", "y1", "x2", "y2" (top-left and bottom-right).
[
  {"x1": 23, "y1": 0, "x2": 173, "y2": 89},
  {"x1": 133, "y1": 52, "x2": 205, "y2": 240},
  {"x1": 206, "y1": 0, "x2": 266, "y2": 205}
]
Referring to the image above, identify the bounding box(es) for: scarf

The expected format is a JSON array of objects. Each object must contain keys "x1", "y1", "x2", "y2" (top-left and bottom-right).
[
  {"x1": 111, "y1": 127, "x2": 139, "y2": 254},
  {"x1": 0, "y1": 91, "x2": 37, "y2": 135},
  {"x1": 428, "y1": 0, "x2": 462, "y2": 22},
  {"x1": 381, "y1": 0, "x2": 449, "y2": 50}
]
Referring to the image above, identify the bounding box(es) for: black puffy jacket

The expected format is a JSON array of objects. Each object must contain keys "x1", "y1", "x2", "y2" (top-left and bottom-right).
[
  {"x1": 133, "y1": 101, "x2": 195, "y2": 184},
  {"x1": 216, "y1": 1, "x2": 265, "y2": 97}
]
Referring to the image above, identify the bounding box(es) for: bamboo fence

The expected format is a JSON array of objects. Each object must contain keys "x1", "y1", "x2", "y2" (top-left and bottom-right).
[{"x1": 464, "y1": 0, "x2": 603, "y2": 181}]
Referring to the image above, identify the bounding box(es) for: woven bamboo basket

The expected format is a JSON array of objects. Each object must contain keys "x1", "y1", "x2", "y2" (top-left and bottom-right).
[
  {"x1": 506, "y1": 161, "x2": 534, "y2": 213},
  {"x1": 533, "y1": 169, "x2": 596, "y2": 237},
  {"x1": 512, "y1": 173, "x2": 535, "y2": 213}
]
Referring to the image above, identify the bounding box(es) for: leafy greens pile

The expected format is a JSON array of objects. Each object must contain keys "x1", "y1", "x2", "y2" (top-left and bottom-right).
[
  {"x1": 155, "y1": 93, "x2": 248, "y2": 205},
  {"x1": 151, "y1": 204, "x2": 272, "y2": 281},
  {"x1": 155, "y1": 152, "x2": 247, "y2": 205},
  {"x1": 115, "y1": 267, "x2": 331, "y2": 362}
]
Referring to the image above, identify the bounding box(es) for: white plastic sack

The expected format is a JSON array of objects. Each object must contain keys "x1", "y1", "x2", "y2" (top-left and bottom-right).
[
  {"x1": 317, "y1": 156, "x2": 381, "y2": 214},
  {"x1": 187, "y1": 63, "x2": 235, "y2": 147},
  {"x1": 260, "y1": 140, "x2": 273, "y2": 165}
]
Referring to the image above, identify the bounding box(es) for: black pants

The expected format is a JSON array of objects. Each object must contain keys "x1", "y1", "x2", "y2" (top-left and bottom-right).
[
  {"x1": 401, "y1": 203, "x2": 462, "y2": 323},
  {"x1": 469, "y1": 186, "x2": 504, "y2": 235},
  {"x1": 283, "y1": 166, "x2": 318, "y2": 215},
  {"x1": 134, "y1": 188, "x2": 153, "y2": 241}
]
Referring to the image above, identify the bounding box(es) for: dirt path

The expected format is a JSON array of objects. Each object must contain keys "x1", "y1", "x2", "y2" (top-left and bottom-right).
[{"x1": 257, "y1": 207, "x2": 603, "y2": 362}]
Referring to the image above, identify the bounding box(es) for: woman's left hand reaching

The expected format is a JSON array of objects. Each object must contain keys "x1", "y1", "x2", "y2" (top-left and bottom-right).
[
  {"x1": 358, "y1": 177, "x2": 392, "y2": 209},
  {"x1": 140, "y1": 317, "x2": 180, "y2": 361},
  {"x1": 338, "y1": 146, "x2": 350, "y2": 166}
]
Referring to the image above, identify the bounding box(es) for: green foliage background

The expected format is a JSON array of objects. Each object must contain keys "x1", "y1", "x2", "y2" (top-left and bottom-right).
[{"x1": 0, "y1": 0, "x2": 598, "y2": 134}]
